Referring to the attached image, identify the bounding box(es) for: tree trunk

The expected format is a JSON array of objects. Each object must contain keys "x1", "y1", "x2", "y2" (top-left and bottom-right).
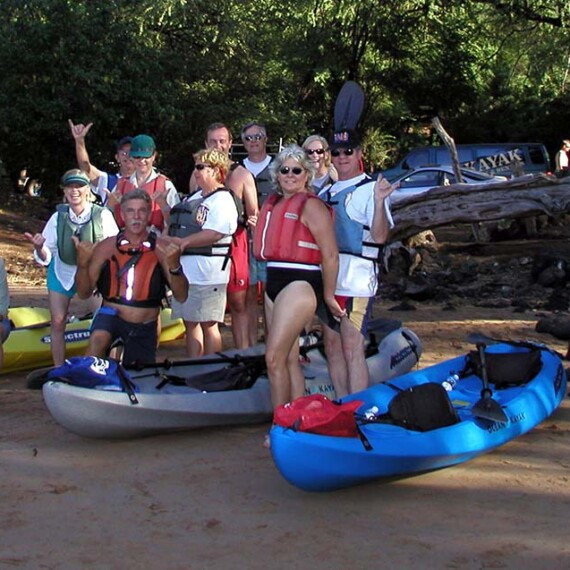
[{"x1": 389, "y1": 174, "x2": 570, "y2": 242}]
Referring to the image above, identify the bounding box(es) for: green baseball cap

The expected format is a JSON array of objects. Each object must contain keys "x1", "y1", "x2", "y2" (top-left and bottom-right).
[
  {"x1": 130, "y1": 134, "x2": 156, "y2": 158},
  {"x1": 61, "y1": 170, "x2": 90, "y2": 187}
]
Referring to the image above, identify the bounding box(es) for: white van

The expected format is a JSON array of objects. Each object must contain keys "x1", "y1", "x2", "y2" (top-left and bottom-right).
[{"x1": 381, "y1": 143, "x2": 551, "y2": 181}]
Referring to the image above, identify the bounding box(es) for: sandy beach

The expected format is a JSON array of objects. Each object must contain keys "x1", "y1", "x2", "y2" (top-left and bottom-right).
[{"x1": 1, "y1": 287, "x2": 569, "y2": 569}]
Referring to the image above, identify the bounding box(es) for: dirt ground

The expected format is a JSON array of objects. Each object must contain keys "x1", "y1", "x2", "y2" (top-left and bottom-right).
[{"x1": 1, "y1": 195, "x2": 569, "y2": 569}]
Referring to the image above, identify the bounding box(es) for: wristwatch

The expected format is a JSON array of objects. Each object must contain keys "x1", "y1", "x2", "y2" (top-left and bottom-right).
[{"x1": 168, "y1": 265, "x2": 184, "y2": 276}]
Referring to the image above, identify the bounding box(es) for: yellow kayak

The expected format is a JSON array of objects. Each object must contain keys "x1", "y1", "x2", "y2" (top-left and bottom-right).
[{"x1": 2, "y1": 307, "x2": 185, "y2": 374}]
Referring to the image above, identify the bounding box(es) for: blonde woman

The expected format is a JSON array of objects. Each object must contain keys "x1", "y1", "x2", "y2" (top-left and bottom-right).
[
  {"x1": 302, "y1": 134, "x2": 338, "y2": 191},
  {"x1": 168, "y1": 149, "x2": 240, "y2": 357},
  {"x1": 24, "y1": 169, "x2": 118, "y2": 365}
]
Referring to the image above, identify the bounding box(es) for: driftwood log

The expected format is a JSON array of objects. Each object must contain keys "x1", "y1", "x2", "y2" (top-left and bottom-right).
[{"x1": 389, "y1": 174, "x2": 570, "y2": 242}]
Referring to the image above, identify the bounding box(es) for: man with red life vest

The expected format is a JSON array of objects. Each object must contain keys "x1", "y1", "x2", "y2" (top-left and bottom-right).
[
  {"x1": 106, "y1": 134, "x2": 180, "y2": 233},
  {"x1": 317, "y1": 129, "x2": 395, "y2": 398},
  {"x1": 253, "y1": 145, "x2": 345, "y2": 430},
  {"x1": 74, "y1": 189, "x2": 188, "y2": 366}
]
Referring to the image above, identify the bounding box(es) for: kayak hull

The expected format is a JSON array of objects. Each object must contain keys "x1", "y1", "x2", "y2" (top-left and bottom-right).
[
  {"x1": 270, "y1": 344, "x2": 567, "y2": 492},
  {"x1": 41, "y1": 327, "x2": 422, "y2": 439},
  {"x1": 2, "y1": 307, "x2": 184, "y2": 374}
]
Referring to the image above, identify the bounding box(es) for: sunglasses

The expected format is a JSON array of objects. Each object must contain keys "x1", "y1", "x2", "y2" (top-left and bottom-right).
[
  {"x1": 305, "y1": 148, "x2": 326, "y2": 156},
  {"x1": 117, "y1": 236, "x2": 155, "y2": 255},
  {"x1": 279, "y1": 166, "x2": 304, "y2": 175},
  {"x1": 243, "y1": 133, "x2": 265, "y2": 142},
  {"x1": 194, "y1": 163, "x2": 211, "y2": 170},
  {"x1": 331, "y1": 148, "x2": 355, "y2": 157}
]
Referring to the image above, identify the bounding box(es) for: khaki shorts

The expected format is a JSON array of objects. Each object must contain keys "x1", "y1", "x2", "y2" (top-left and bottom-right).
[{"x1": 171, "y1": 283, "x2": 227, "y2": 323}]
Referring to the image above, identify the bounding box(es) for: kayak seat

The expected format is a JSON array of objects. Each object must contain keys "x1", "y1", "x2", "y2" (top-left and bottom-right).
[
  {"x1": 359, "y1": 383, "x2": 460, "y2": 432},
  {"x1": 155, "y1": 358, "x2": 267, "y2": 393}
]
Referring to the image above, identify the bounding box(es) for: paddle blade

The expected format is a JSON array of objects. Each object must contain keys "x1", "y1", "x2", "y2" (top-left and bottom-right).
[
  {"x1": 334, "y1": 81, "x2": 365, "y2": 131},
  {"x1": 472, "y1": 395, "x2": 508, "y2": 423},
  {"x1": 466, "y1": 332, "x2": 498, "y2": 346}
]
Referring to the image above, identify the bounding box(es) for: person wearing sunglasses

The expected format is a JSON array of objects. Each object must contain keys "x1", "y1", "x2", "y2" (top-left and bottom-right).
[
  {"x1": 108, "y1": 134, "x2": 180, "y2": 234},
  {"x1": 317, "y1": 129, "x2": 396, "y2": 398},
  {"x1": 188, "y1": 122, "x2": 259, "y2": 350},
  {"x1": 68, "y1": 119, "x2": 135, "y2": 206},
  {"x1": 24, "y1": 169, "x2": 120, "y2": 366},
  {"x1": 240, "y1": 121, "x2": 275, "y2": 346},
  {"x1": 168, "y1": 149, "x2": 240, "y2": 358},
  {"x1": 302, "y1": 134, "x2": 338, "y2": 192},
  {"x1": 253, "y1": 145, "x2": 345, "y2": 430},
  {"x1": 74, "y1": 189, "x2": 188, "y2": 366}
]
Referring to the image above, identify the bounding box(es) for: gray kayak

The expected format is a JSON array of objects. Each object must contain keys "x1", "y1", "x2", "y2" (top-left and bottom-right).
[{"x1": 41, "y1": 325, "x2": 422, "y2": 439}]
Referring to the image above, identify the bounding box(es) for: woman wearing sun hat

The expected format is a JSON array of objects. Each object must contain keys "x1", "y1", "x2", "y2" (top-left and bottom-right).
[{"x1": 24, "y1": 169, "x2": 119, "y2": 365}]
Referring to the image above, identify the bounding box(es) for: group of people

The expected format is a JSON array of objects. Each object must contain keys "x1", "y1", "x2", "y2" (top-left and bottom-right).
[{"x1": 20, "y1": 118, "x2": 397, "y2": 442}]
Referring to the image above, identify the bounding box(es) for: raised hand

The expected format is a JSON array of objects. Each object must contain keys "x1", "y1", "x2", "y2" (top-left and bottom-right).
[
  {"x1": 374, "y1": 174, "x2": 395, "y2": 200},
  {"x1": 24, "y1": 231, "x2": 46, "y2": 253},
  {"x1": 68, "y1": 119, "x2": 93, "y2": 141}
]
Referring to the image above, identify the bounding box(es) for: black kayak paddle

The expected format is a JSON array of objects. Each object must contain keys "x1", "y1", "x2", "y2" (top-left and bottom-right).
[{"x1": 471, "y1": 342, "x2": 509, "y2": 424}]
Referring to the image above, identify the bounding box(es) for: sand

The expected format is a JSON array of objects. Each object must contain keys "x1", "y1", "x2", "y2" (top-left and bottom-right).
[{"x1": 1, "y1": 288, "x2": 569, "y2": 569}]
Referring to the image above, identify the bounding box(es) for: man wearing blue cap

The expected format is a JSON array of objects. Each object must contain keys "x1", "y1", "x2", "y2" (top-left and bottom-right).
[
  {"x1": 69, "y1": 119, "x2": 135, "y2": 206},
  {"x1": 318, "y1": 129, "x2": 396, "y2": 397}
]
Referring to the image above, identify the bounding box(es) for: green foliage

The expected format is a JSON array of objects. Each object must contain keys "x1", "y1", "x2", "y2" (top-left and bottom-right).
[{"x1": 0, "y1": 0, "x2": 569, "y2": 193}]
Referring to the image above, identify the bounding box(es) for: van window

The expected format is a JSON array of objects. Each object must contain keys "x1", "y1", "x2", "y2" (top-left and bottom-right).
[
  {"x1": 403, "y1": 150, "x2": 429, "y2": 170},
  {"x1": 528, "y1": 146, "x2": 547, "y2": 165}
]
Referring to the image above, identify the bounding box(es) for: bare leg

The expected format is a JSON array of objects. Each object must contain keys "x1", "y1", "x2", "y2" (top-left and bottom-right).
[
  {"x1": 339, "y1": 318, "x2": 369, "y2": 394},
  {"x1": 87, "y1": 329, "x2": 113, "y2": 358},
  {"x1": 322, "y1": 322, "x2": 350, "y2": 398},
  {"x1": 246, "y1": 284, "x2": 260, "y2": 345},
  {"x1": 201, "y1": 321, "x2": 222, "y2": 355},
  {"x1": 227, "y1": 289, "x2": 250, "y2": 349},
  {"x1": 184, "y1": 321, "x2": 203, "y2": 357},
  {"x1": 265, "y1": 282, "x2": 317, "y2": 409},
  {"x1": 48, "y1": 290, "x2": 72, "y2": 366}
]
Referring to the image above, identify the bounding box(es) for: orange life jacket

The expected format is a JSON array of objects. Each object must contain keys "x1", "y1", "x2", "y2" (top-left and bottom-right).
[
  {"x1": 113, "y1": 174, "x2": 168, "y2": 231},
  {"x1": 253, "y1": 193, "x2": 327, "y2": 266},
  {"x1": 97, "y1": 234, "x2": 167, "y2": 308}
]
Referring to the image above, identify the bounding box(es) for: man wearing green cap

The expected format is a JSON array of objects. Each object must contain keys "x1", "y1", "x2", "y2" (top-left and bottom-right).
[{"x1": 108, "y1": 134, "x2": 180, "y2": 233}]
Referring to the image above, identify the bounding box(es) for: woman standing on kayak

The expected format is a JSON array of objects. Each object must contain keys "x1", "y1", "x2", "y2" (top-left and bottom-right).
[
  {"x1": 253, "y1": 145, "x2": 345, "y2": 417},
  {"x1": 24, "y1": 169, "x2": 118, "y2": 365}
]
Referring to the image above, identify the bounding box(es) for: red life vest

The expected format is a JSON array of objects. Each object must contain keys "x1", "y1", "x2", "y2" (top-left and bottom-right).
[
  {"x1": 253, "y1": 192, "x2": 326, "y2": 266},
  {"x1": 114, "y1": 174, "x2": 168, "y2": 231}
]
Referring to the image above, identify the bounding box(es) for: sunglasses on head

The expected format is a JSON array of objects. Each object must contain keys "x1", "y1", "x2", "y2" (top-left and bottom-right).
[
  {"x1": 279, "y1": 166, "x2": 304, "y2": 175},
  {"x1": 194, "y1": 163, "x2": 211, "y2": 170},
  {"x1": 243, "y1": 133, "x2": 265, "y2": 142},
  {"x1": 331, "y1": 148, "x2": 355, "y2": 157},
  {"x1": 305, "y1": 148, "x2": 326, "y2": 156}
]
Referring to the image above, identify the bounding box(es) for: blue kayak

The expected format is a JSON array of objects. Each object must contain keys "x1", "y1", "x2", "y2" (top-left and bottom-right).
[{"x1": 270, "y1": 342, "x2": 567, "y2": 492}]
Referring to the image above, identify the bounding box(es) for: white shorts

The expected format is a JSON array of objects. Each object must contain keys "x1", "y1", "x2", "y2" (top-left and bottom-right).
[{"x1": 171, "y1": 283, "x2": 227, "y2": 323}]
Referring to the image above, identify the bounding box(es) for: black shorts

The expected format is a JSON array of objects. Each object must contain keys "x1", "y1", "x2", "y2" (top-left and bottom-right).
[{"x1": 91, "y1": 307, "x2": 158, "y2": 366}]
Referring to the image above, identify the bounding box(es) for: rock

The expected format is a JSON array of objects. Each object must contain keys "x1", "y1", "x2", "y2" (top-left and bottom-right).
[{"x1": 535, "y1": 317, "x2": 570, "y2": 340}]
